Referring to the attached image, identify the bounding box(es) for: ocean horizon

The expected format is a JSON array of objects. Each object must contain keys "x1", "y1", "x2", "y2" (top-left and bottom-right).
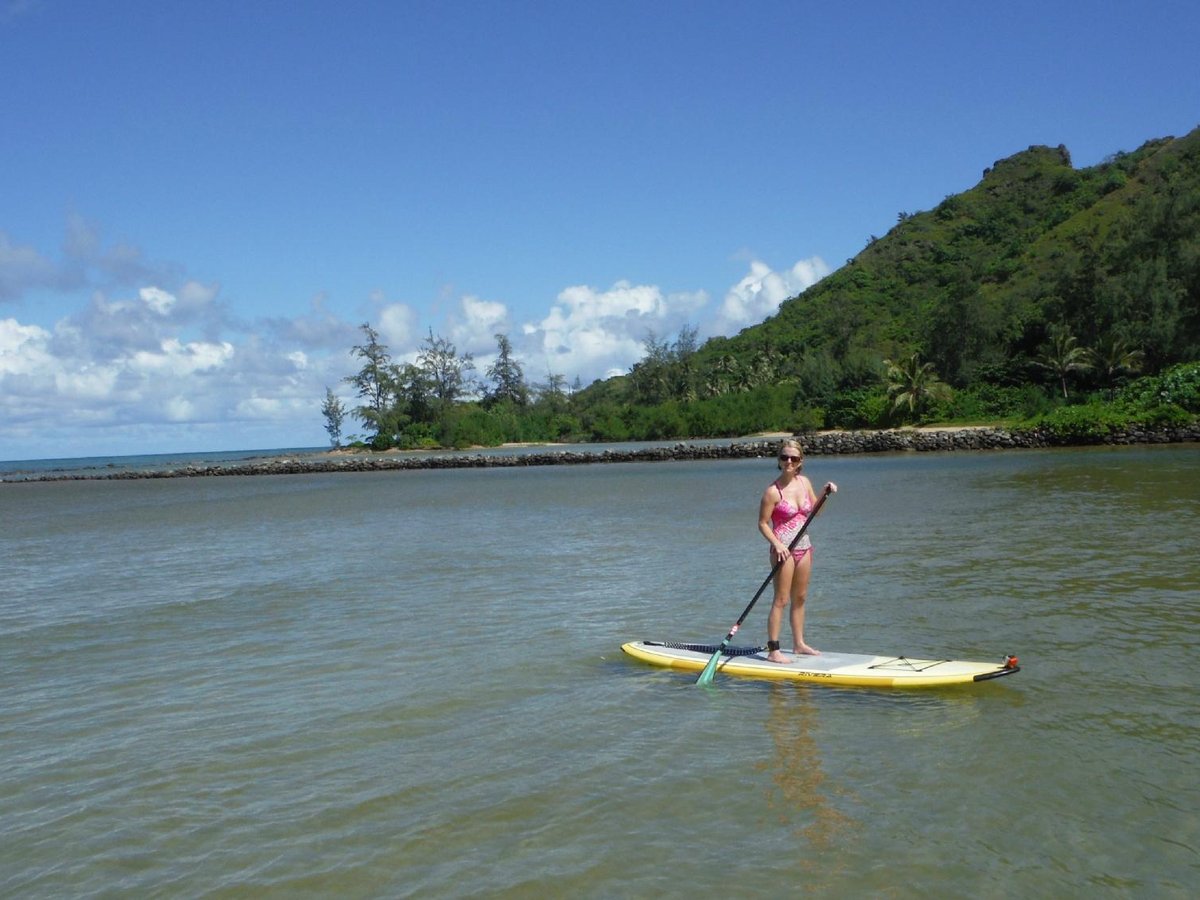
[{"x1": 0, "y1": 446, "x2": 329, "y2": 480}]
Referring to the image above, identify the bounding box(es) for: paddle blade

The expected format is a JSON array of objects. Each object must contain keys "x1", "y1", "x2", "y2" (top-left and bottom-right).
[{"x1": 695, "y1": 648, "x2": 722, "y2": 686}]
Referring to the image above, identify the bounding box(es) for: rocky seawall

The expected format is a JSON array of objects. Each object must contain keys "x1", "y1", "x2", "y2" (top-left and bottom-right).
[{"x1": 8, "y1": 424, "x2": 1198, "y2": 483}]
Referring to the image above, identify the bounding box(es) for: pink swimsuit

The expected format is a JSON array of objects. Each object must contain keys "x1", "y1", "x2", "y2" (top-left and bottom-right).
[{"x1": 770, "y1": 484, "x2": 813, "y2": 563}]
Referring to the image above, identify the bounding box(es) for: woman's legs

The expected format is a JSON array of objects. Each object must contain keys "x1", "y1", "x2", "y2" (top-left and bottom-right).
[
  {"x1": 789, "y1": 552, "x2": 819, "y2": 655},
  {"x1": 766, "y1": 558, "x2": 794, "y2": 663}
]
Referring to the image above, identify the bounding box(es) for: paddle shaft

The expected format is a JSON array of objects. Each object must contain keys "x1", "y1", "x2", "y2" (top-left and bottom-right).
[{"x1": 696, "y1": 484, "x2": 832, "y2": 684}]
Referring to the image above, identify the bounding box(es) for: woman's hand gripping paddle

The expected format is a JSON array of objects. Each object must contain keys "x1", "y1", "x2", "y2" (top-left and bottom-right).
[{"x1": 696, "y1": 484, "x2": 833, "y2": 686}]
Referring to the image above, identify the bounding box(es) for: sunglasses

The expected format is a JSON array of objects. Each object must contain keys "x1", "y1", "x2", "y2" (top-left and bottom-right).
[{"x1": 778, "y1": 455, "x2": 802, "y2": 464}]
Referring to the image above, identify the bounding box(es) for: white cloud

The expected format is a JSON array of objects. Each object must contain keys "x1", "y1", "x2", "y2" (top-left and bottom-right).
[
  {"x1": 236, "y1": 396, "x2": 283, "y2": 417},
  {"x1": 0, "y1": 221, "x2": 834, "y2": 459},
  {"x1": 504, "y1": 260, "x2": 826, "y2": 385},
  {"x1": 164, "y1": 395, "x2": 195, "y2": 422},
  {"x1": 377, "y1": 302, "x2": 419, "y2": 349},
  {"x1": 452, "y1": 294, "x2": 508, "y2": 349},
  {"x1": 62, "y1": 282, "x2": 230, "y2": 361},
  {"x1": 125, "y1": 338, "x2": 235, "y2": 377},
  {"x1": 712, "y1": 257, "x2": 831, "y2": 336},
  {"x1": 0, "y1": 281, "x2": 351, "y2": 457},
  {"x1": 520, "y1": 280, "x2": 709, "y2": 382},
  {"x1": 54, "y1": 365, "x2": 118, "y2": 400},
  {"x1": 434, "y1": 295, "x2": 510, "y2": 388},
  {"x1": 139, "y1": 286, "x2": 175, "y2": 315},
  {"x1": 0, "y1": 318, "x2": 52, "y2": 375}
]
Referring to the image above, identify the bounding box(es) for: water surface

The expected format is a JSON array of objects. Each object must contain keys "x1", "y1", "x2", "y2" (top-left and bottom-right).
[{"x1": 2, "y1": 445, "x2": 1197, "y2": 896}]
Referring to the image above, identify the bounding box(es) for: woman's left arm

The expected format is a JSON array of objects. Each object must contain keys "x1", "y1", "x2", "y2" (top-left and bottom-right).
[{"x1": 809, "y1": 476, "x2": 837, "y2": 508}]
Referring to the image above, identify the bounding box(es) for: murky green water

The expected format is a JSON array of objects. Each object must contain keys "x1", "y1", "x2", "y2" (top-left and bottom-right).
[{"x1": 2, "y1": 445, "x2": 1197, "y2": 897}]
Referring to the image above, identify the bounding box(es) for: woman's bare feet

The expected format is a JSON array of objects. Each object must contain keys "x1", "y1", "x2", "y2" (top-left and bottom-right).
[
  {"x1": 793, "y1": 643, "x2": 821, "y2": 656},
  {"x1": 765, "y1": 649, "x2": 790, "y2": 664}
]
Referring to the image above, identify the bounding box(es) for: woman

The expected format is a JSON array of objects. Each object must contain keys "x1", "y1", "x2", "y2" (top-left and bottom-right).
[{"x1": 758, "y1": 439, "x2": 837, "y2": 663}]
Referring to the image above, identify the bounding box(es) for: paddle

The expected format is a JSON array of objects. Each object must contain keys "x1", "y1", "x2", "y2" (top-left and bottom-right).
[{"x1": 696, "y1": 483, "x2": 833, "y2": 686}]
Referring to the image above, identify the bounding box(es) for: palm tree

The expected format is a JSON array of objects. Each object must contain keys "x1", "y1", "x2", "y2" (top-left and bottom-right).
[
  {"x1": 884, "y1": 352, "x2": 952, "y2": 422},
  {"x1": 734, "y1": 362, "x2": 759, "y2": 393},
  {"x1": 751, "y1": 351, "x2": 779, "y2": 387},
  {"x1": 1036, "y1": 328, "x2": 1092, "y2": 399},
  {"x1": 1091, "y1": 334, "x2": 1144, "y2": 392},
  {"x1": 710, "y1": 354, "x2": 738, "y2": 395}
]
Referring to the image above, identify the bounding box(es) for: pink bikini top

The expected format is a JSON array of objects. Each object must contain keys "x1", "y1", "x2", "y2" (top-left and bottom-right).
[{"x1": 770, "y1": 484, "x2": 813, "y2": 536}]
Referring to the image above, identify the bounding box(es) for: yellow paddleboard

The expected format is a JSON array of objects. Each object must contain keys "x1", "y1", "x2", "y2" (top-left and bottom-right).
[{"x1": 622, "y1": 641, "x2": 1020, "y2": 688}]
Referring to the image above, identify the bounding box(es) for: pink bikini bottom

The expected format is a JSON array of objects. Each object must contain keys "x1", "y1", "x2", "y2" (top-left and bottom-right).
[{"x1": 772, "y1": 546, "x2": 812, "y2": 565}]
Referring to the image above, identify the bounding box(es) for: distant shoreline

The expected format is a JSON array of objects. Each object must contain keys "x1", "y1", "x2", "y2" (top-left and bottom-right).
[{"x1": 4, "y1": 424, "x2": 1197, "y2": 484}]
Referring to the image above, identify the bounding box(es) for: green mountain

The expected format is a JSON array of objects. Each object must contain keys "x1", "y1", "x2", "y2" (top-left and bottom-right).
[{"x1": 702, "y1": 125, "x2": 1200, "y2": 388}]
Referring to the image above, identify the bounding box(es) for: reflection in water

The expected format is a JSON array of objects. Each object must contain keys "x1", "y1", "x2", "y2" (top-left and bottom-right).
[{"x1": 757, "y1": 686, "x2": 860, "y2": 880}]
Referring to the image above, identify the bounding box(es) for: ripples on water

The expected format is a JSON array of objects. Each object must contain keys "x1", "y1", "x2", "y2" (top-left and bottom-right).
[{"x1": 1, "y1": 446, "x2": 1197, "y2": 897}]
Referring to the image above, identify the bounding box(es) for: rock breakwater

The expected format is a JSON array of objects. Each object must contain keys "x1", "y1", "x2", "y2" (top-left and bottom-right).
[{"x1": 7, "y1": 424, "x2": 1197, "y2": 483}]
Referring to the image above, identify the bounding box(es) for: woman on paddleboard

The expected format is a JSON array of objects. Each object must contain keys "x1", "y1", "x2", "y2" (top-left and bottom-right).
[{"x1": 758, "y1": 439, "x2": 836, "y2": 663}]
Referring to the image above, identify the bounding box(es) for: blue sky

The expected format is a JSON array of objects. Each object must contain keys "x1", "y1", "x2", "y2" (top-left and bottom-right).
[{"x1": 1, "y1": 0, "x2": 1197, "y2": 459}]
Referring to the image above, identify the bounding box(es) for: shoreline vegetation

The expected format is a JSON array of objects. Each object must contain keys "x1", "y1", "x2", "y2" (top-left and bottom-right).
[{"x1": 6, "y1": 423, "x2": 1198, "y2": 483}]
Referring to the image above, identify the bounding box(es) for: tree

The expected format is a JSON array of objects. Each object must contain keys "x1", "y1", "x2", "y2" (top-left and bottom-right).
[
  {"x1": 393, "y1": 361, "x2": 432, "y2": 425},
  {"x1": 1036, "y1": 327, "x2": 1092, "y2": 399},
  {"x1": 1091, "y1": 334, "x2": 1144, "y2": 391},
  {"x1": 707, "y1": 354, "x2": 738, "y2": 396},
  {"x1": 535, "y1": 370, "x2": 568, "y2": 414},
  {"x1": 629, "y1": 331, "x2": 672, "y2": 404},
  {"x1": 320, "y1": 388, "x2": 347, "y2": 448},
  {"x1": 750, "y1": 350, "x2": 781, "y2": 388},
  {"x1": 484, "y1": 333, "x2": 528, "y2": 407},
  {"x1": 344, "y1": 323, "x2": 397, "y2": 443},
  {"x1": 670, "y1": 324, "x2": 700, "y2": 401},
  {"x1": 794, "y1": 350, "x2": 839, "y2": 406},
  {"x1": 734, "y1": 360, "x2": 759, "y2": 393},
  {"x1": 884, "y1": 352, "x2": 952, "y2": 421},
  {"x1": 629, "y1": 326, "x2": 704, "y2": 404},
  {"x1": 672, "y1": 324, "x2": 699, "y2": 359},
  {"x1": 418, "y1": 329, "x2": 477, "y2": 409}
]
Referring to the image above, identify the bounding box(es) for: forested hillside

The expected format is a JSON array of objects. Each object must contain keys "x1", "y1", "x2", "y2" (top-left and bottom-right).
[
  {"x1": 330, "y1": 127, "x2": 1200, "y2": 449},
  {"x1": 708, "y1": 127, "x2": 1199, "y2": 388}
]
